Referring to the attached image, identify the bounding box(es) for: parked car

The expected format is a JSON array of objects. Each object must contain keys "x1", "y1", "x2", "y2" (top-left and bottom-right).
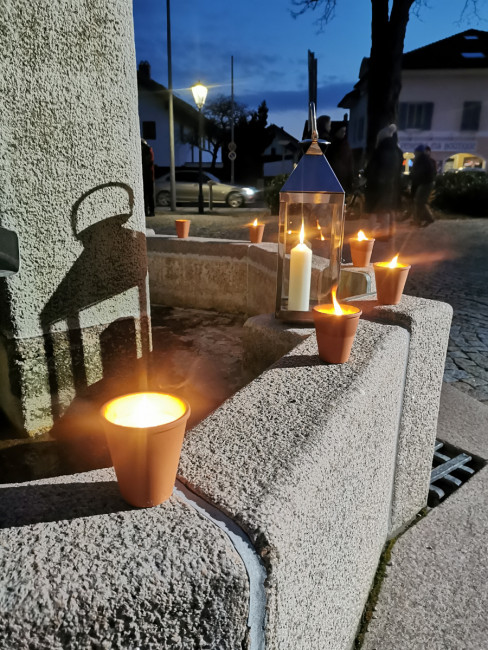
[{"x1": 155, "y1": 170, "x2": 258, "y2": 208}]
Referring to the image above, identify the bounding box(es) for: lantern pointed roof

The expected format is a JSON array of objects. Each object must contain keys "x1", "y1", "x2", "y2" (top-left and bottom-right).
[{"x1": 281, "y1": 142, "x2": 344, "y2": 194}]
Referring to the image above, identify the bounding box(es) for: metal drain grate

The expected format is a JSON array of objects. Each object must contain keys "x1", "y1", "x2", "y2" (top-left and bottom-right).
[{"x1": 429, "y1": 440, "x2": 484, "y2": 507}]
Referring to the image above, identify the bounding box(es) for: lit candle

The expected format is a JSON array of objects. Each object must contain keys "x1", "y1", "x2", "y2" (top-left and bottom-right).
[
  {"x1": 312, "y1": 288, "x2": 362, "y2": 364},
  {"x1": 288, "y1": 221, "x2": 312, "y2": 311},
  {"x1": 373, "y1": 254, "x2": 411, "y2": 305},
  {"x1": 349, "y1": 230, "x2": 375, "y2": 267},
  {"x1": 101, "y1": 392, "x2": 191, "y2": 508},
  {"x1": 249, "y1": 218, "x2": 264, "y2": 243}
]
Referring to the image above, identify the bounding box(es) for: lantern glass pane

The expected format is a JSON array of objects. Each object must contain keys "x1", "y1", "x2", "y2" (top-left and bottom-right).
[{"x1": 276, "y1": 191, "x2": 344, "y2": 321}]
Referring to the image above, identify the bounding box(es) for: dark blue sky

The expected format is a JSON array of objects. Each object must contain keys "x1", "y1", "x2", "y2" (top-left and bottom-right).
[{"x1": 133, "y1": 0, "x2": 486, "y2": 138}]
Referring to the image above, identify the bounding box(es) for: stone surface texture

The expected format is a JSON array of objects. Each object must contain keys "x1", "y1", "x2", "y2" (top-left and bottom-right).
[
  {"x1": 243, "y1": 314, "x2": 312, "y2": 377},
  {"x1": 437, "y1": 381, "x2": 488, "y2": 459},
  {"x1": 180, "y1": 321, "x2": 411, "y2": 650},
  {"x1": 362, "y1": 465, "x2": 488, "y2": 650},
  {"x1": 352, "y1": 295, "x2": 453, "y2": 534},
  {"x1": 0, "y1": 469, "x2": 250, "y2": 650},
  {"x1": 147, "y1": 235, "x2": 372, "y2": 316},
  {"x1": 0, "y1": 0, "x2": 149, "y2": 436},
  {"x1": 359, "y1": 384, "x2": 488, "y2": 650}
]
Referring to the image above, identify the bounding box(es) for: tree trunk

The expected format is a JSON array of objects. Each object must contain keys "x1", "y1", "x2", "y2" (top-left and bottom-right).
[{"x1": 366, "y1": 0, "x2": 414, "y2": 155}]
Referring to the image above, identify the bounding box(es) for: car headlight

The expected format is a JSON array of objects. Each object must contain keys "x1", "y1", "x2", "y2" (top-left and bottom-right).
[{"x1": 242, "y1": 187, "x2": 256, "y2": 196}]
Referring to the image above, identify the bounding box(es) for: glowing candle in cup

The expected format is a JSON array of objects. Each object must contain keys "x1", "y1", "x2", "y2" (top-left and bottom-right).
[
  {"x1": 349, "y1": 229, "x2": 375, "y2": 267},
  {"x1": 312, "y1": 288, "x2": 362, "y2": 364},
  {"x1": 249, "y1": 218, "x2": 265, "y2": 243},
  {"x1": 288, "y1": 221, "x2": 312, "y2": 311},
  {"x1": 373, "y1": 254, "x2": 411, "y2": 305},
  {"x1": 101, "y1": 392, "x2": 191, "y2": 508}
]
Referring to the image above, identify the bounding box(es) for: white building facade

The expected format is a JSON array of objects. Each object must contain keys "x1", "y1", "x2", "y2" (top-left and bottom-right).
[
  {"x1": 340, "y1": 29, "x2": 488, "y2": 171},
  {"x1": 137, "y1": 64, "x2": 214, "y2": 169}
]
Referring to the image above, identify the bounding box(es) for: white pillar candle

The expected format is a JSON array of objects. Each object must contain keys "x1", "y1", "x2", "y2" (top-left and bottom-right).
[{"x1": 288, "y1": 222, "x2": 312, "y2": 311}]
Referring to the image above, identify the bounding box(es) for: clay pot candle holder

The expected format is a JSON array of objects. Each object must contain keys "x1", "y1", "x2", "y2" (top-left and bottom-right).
[
  {"x1": 175, "y1": 219, "x2": 190, "y2": 238},
  {"x1": 312, "y1": 289, "x2": 362, "y2": 364},
  {"x1": 373, "y1": 254, "x2": 411, "y2": 305},
  {"x1": 350, "y1": 230, "x2": 375, "y2": 267},
  {"x1": 101, "y1": 392, "x2": 191, "y2": 508},
  {"x1": 249, "y1": 218, "x2": 265, "y2": 243}
]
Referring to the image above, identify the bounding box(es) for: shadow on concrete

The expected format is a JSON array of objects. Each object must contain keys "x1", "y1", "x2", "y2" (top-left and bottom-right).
[
  {"x1": 278, "y1": 354, "x2": 323, "y2": 369},
  {"x1": 39, "y1": 182, "x2": 151, "y2": 422},
  {"x1": 0, "y1": 480, "x2": 133, "y2": 528}
]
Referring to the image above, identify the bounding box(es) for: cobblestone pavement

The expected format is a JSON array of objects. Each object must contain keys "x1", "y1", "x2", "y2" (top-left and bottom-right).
[{"x1": 364, "y1": 217, "x2": 488, "y2": 404}]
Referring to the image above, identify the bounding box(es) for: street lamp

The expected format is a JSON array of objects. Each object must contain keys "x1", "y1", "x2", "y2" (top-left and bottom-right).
[{"x1": 191, "y1": 82, "x2": 208, "y2": 214}]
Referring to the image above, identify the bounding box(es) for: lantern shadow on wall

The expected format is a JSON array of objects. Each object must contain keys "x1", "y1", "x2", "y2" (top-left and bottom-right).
[{"x1": 39, "y1": 182, "x2": 151, "y2": 425}]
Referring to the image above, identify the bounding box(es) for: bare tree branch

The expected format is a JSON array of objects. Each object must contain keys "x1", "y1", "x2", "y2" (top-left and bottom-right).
[
  {"x1": 290, "y1": 0, "x2": 338, "y2": 30},
  {"x1": 459, "y1": 0, "x2": 487, "y2": 24}
]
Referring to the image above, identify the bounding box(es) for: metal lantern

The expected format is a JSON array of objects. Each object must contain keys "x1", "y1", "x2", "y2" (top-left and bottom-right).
[{"x1": 275, "y1": 105, "x2": 345, "y2": 324}]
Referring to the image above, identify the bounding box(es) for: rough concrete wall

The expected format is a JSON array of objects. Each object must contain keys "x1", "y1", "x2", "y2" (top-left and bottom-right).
[
  {"x1": 0, "y1": 0, "x2": 146, "y2": 339},
  {"x1": 147, "y1": 235, "x2": 372, "y2": 316},
  {"x1": 0, "y1": 469, "x2": 250, "y2": 649},
  {"x1": 179, "y1": 322, "x2": 410, "y2": 649},
  {"x1": 0, "y1": 0, "x2": 149, "y2": 435},
  {"x1": 355, "y1": 295, "x2": 453, "y2": 534}
]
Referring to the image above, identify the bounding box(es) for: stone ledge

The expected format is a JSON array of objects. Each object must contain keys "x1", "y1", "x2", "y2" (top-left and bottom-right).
[
  {"x1": 0, "y1": 469, "x2": 250, "y2": 650},
  {"x1": 179, "y1": 319, "x2": 411, "y2": 649},
  {"x1": 147, "y1": 235, "x2": 373, "y2": 315}
]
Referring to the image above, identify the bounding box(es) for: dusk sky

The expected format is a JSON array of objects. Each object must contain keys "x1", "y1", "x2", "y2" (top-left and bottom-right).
[{"x1": 133, "y1": 0, "x2": 487, "y2": 139}]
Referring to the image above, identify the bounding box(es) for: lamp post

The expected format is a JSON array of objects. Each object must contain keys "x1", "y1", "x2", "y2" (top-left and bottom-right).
[{"x1": 191, "y1": 82, "x2": 208, "y2": 214}]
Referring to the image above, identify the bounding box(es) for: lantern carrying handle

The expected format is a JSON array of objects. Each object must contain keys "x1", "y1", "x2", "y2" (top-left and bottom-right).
[{"x1": 309, "y1": 102, "x2": 318, "y2": 141}]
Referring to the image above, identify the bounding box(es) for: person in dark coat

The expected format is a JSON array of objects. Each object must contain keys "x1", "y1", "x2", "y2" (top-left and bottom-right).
[
  {"x1": 326, "y1": 124, "x2": 354, "y2": 193},
  {"x1": 364, "y1": 124, "x2": 404, "y2": 240},
  {"x1": 141, "y1": 139, "x2": 155, "y2": 217},
  {"x1": 410, "y1": 144, "x2": 435, "y2": 227}
]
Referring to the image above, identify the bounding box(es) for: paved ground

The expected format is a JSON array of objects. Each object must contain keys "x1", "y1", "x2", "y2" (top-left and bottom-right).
[{"x1": 363, "y1": 216, "x2": 488, "y2": 404}]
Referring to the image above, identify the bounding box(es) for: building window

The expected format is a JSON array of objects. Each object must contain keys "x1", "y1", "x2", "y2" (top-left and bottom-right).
[
  {"x1": 461, "y1": 101, "x2": 482, "y2": 131},
  {"x1": 398, "y1": 103, "x2": 434, "y2": 130},
  {"x1": 142, "y1": 121, "x2": 156, "y2": 140}
]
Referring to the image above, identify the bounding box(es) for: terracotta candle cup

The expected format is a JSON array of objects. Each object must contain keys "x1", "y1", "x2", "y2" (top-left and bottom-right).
[
  {"x1": 101, "y1": 392, "x2": 191, "y2": 508},
  {"x1": 350, "y1": 237, "x2": 375, "y2": 267},
  {"x1": 175, "y1": 219, "x2": 190, "y2": 238},
  {"x1": 373, "y1": 261, "x2": 411, "y2": 305},
  {"x1": 249, "y1": 223, "x2": 265, "y2": 244},
  {"x1": 313, "y1": 304, "x2": 362, "y2": 364},
  {"x1": 311, "y1": 238, "x2": 328, "y2": 257}
]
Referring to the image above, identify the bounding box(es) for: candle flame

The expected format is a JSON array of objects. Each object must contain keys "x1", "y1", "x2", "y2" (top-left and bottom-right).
[
  {"x1": 287, "y1": 229, "x2": 292, "y2": 235},
  {"x1": 103, "y1": 392, "x2": 186, "y2": 428},
  {"x1": 299, "y1": 221, "x2": 305, "y2": 245},
  {"x1": 357, "y1": 230, "x2": 368, "y2": 241},
  {"x1": 316, "y1": 220, "x2": 321, "y2": 231},
  {"x1": 320, "y1": 232, "x2": 325, "y2": 241},
  {"x1": 331, "y1": 288, "x2": 343, "y2": 315},
  {"x1": 252, "y1": 218, "x2": 258, "y2": 227},
  {"x1": 388, "y1": 254, "x2": 399, "y2": 268}
]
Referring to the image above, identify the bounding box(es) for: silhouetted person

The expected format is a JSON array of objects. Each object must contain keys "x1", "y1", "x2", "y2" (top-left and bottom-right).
[
  {"x1": 410, "y1": 145, "x2": 435, "y2": 227},
  {"x1": 326, "y1": 124, "x2": 354, "y2": 193},
  {"x1": 364, "y1": 124, "x2": 403, "y2": 241},
  {"x1": 141, "y1": 139, "x2": 155, "y2": 217}
]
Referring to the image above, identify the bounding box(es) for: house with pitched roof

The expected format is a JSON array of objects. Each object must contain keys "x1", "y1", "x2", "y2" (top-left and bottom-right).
[
  {"x1": 137, "y1": 62, "x2": 215, "y2": 171},
  {"x1": 339, "y1": 29, "x2": 488, "y2": 171}
]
